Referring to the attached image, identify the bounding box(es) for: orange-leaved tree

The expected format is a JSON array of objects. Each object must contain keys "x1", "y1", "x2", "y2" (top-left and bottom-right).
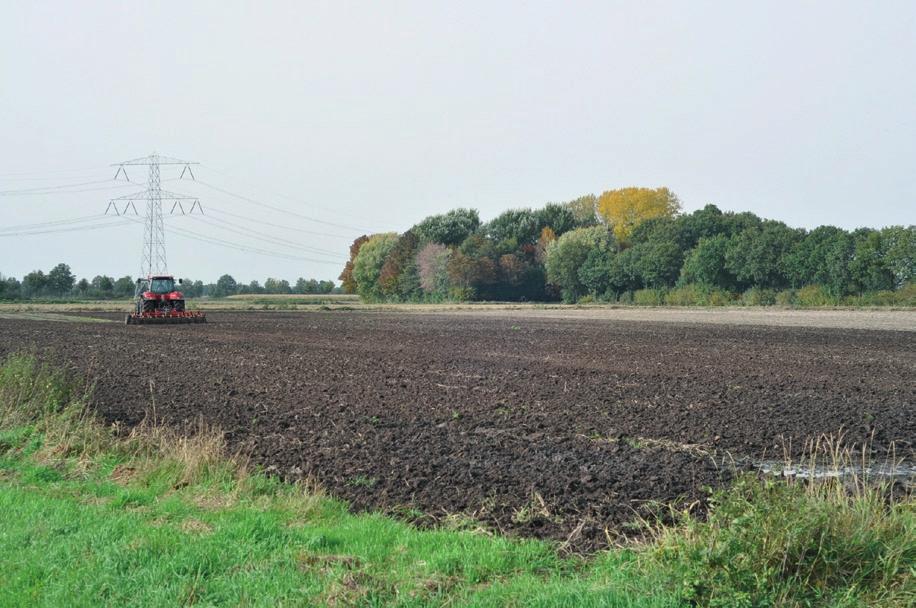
[
  {"x1": 596, "y1": 187, "x2": 681, "y2": 244},
  {"x1": 339, "y1": 235, "x2": 369, "y2": 294}
]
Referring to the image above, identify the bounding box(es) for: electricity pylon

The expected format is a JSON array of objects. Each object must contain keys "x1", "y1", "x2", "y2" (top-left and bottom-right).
[{"x1": 105, "y1": 153, "x2": 202, "y2": 277}]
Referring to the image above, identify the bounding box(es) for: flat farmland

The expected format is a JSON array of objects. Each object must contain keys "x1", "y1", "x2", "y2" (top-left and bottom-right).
[{"x1": 1, "y1": 310, "x2": 913, "y2": 551}]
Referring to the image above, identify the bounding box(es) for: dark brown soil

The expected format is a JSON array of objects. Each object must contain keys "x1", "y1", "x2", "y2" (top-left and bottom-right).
[{"x1": 2, "y1": 311, "x2": 913, "y2": 551}]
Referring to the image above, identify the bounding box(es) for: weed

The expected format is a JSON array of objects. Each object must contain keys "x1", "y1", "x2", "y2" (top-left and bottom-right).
[
  {"x1": 347, "y1": 474, "x2": 376, "y2": 488},
  {"x1": 643, "y1": 436, "x2": 915, "y2": 607}
]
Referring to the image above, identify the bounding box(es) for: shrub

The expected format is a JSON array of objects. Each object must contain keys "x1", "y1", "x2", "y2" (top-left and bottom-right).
[
  {"x1": 665, "y1": 285, "x2": 734, "y2": 306},
  {"x1": 841, "y1": 283, "x2": 916, "y2": 307},
  {"x1": 633, "y1": 288, "x2": 667, "y2": 306},
  {"x1": 795, "y1": 284, "x2": 836, "y2": 307},
  {"x1": 776, "y1": 289, "x2": 797, "y2": 306},
  {"x1": 742, "y1": 287, "x2": 777, "y2": 306},
  {"x1": 665, "y1": 284, "x2": 704, "y2": 306},
  {"x1": 704, "y1": 289, "x2": 734, "y2": 306}
]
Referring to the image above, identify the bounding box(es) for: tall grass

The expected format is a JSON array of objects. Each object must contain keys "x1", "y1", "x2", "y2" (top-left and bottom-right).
[{"x1": 643, "y1": 436, "x2": 915, "y2": 607}]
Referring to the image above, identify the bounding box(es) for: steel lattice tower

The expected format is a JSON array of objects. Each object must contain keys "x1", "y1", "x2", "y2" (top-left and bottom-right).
[{"x1": 105, "y1": 153, "x2": 202, "y2": 278}]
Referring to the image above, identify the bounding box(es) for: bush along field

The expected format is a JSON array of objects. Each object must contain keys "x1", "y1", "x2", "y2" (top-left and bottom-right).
[
  {"x1": 338, "y1": 188, "x2": 915, "y2": 306},
  {"x1": 0, "y1": 354, "x2": 912, "y2": 607}
]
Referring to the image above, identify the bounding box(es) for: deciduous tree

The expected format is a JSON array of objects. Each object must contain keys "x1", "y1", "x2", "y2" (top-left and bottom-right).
[
  {"x1": 413, "y1": 208, "x2": 480, "y2": 246},
  {"x1": 596, "y1": 187, "x2": 681, "y2": 243},
  {"x1": 339, "y1": 235, "x2": 369, "y2": 294},
  {"x1": 46, "y1": 263, "x2": 75, "y2": 296},
  {"x1": 352, "y1": 233, "x2": 400, "y2": 301},
  {"x1": 545, "y1": 226, "x2": 614, "y2": 302}
]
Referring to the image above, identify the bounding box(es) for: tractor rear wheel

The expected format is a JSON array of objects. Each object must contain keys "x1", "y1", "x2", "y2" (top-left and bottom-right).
[
  {"x1": 142, "y1": 299, "x2": 156, "y2": 313},
  {"x1": 174, "y1": 300, "x2": 185, "y2": 312}
]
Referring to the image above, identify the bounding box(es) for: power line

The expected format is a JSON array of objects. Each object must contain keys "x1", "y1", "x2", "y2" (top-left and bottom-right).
[
  {"x1": 0, "y1": 213, "x2": 114, "y2": 232},
  {"x1": 0, "y1": 156, "x2": 353, "y2": 269},
  {"x1": 0, "y1": 217, "x2": 137, "y2": 237},
  {"x1": 185, "y1": 214, "x2": 344, "y2": 259},
  {"x1": 0, "y1": 178, "x2": 126, "y2": 195},
  {"x1": 0, "y1": 171, "x2": 112, "y2": 183},
  {"x1": 200, "y1": 163, "x2": 376, "y2": 227},
  {"x1": 162, "y1": 221, "x2": 345, "y2": 265},
  {"x1": 0, "y1": 165, "x2": 109, "y2": 178},
  {"x1": 2, "y1": 184, "x2": 139, "y2": 197},
  {"x1": 193, "y1": 179, "x2": 374, "y2": 234},
  {"x1": 206, "y1": 207, "x2": 357, "y2": 240}
]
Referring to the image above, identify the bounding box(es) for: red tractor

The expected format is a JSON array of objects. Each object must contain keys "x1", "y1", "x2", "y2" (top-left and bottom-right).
[{"x1": 125, "y1": 275, "x2": 206, "y2": 324}]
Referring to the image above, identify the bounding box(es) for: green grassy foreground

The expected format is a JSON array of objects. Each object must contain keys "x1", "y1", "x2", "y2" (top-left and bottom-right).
[{"x1": 0, "y1": 356, "x2": 912, "y2": 607}]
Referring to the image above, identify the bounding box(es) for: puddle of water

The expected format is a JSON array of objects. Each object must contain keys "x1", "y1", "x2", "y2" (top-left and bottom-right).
[{"x1": 755, "y1": 460, "x2": 916, "y2": 480}]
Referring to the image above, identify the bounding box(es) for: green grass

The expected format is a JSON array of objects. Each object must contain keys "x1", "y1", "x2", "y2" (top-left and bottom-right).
[{"x1": 0, "y1": 355, "x2": 912, "y2": 607}]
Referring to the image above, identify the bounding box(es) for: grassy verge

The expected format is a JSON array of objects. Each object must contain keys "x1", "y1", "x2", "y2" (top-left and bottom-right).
[{"x1": 0, "y1": 355, "x2": 912, "y2": 607}]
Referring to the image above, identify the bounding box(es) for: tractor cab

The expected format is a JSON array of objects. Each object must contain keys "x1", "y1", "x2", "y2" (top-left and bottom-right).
[{"x1": 148, "y1": 276, "x2": 179, "y2": 294}]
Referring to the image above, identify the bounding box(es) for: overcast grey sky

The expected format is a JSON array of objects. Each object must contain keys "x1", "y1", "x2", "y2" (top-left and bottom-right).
[{"x1": 2, "y1": 1, "x2": 914, "y2": 282}]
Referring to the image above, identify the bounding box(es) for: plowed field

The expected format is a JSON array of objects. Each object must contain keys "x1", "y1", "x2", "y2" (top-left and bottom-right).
[{"x1": 2, "y1": 311, "x2": 913, "y2": 551}]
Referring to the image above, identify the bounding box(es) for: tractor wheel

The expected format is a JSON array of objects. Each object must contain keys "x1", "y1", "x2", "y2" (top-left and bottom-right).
[
  {"x1": 142, "y1": 299, "x2": 156, "y2": 313},
  {"x1": 174, "y1": 300, "x2": 185, "y2": 312}
]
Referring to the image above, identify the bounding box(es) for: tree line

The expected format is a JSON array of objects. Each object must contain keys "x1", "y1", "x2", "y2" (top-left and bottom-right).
[
  {"x1": 0, "y1": 266, "x2": 338, "y2": 300},
  {"x1": 339, "y1": 187, "x2": 915, "y2": 305}
]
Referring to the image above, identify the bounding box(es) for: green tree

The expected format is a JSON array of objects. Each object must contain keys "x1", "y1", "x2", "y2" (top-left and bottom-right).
[
  {"x1": 294, "y1": 278, "x2": 318, "y2": 293},
  {"x1": 46, "y1": 263, "x2": 75, "y2": 296},
  {"x1": 179, "y1": 278, "x2": 202, "y2": 298},
  {"x1": 631, "y1": 239, "x2": 683, "y2": 288},
  {"x1": 264, "y1": 278, "x2": 292, "y2": 294},
  {"x1": 725, "y1": 222, "x2": 803, "y2": 289},
  {"x1": 484, "y1": 208, "x2": 541, "y2": 250},
  {"x1": 565, "y1": 194, "x2": 598, "y2": 227},
  {"x1": 413, "y1": 208, "x2": 480, "y2": 246},
  {"x1": 75, "y1": 278, "x2": 90, "y2": 296},
  {"x1": 212, "y1": 274, "x2": 238, "y2": 298},
  {"x1": 680, "y1": 235, "x2": 737, "y2": 290},
  {"x1": 536, "y1": 203, "x2": 578, "y2": 236},
  {"x1": 783, "y1": 226, "x2": 856, "y2": 295},
  {"x1": 22, "y1": 270, "x2": 48, "y2": 298},
  {"x1": 848, "y1": 229, "x2": 894, "y2": 293},
  {"x1": 577, "y1": 247, "x2": 615, "y2": 297},
  {"x1": 545, "y1": 226, "x2": 614, "y2": 302},
  {"x1": 352, "y1": 233, "x2": 400, "y2": 301},
  {"x1": 378, "y1": 231, "x2": 421, "y2": 300},
  {"x1": 880, "y1": 225, "x2": 915, "y2": 288},
  {"x1": 1, "y1": 276, "x2": 22, "y2": 299},
  {"x1": 90, "y1": 275, "x2": 114, "y2": 298},
  {"x1": 113, "y1": 276, "x2": 135, "y2": 298}
]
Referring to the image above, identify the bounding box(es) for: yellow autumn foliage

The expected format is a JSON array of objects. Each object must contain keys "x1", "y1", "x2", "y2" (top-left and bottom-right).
[{"x1": 596, "y1": 187, "x2": 681, "y2": 243}]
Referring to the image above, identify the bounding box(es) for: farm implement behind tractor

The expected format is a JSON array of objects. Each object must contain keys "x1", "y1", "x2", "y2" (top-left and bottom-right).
[{"x1": 125, "y1": 275, "x2": 207, "y2": 325}]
